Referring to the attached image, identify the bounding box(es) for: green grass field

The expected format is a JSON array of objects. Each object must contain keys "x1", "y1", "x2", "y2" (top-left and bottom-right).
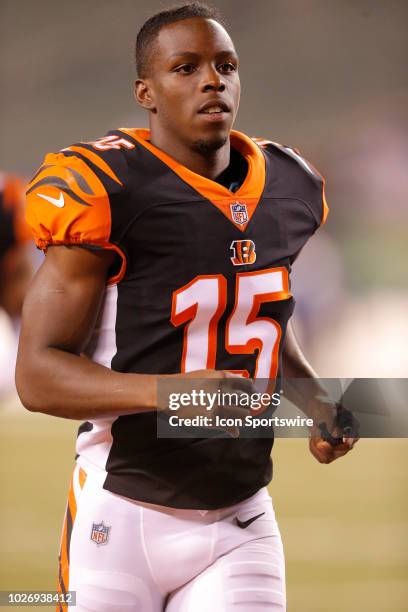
[{"x1": 1, "y1": 398, "x2": 407, "y2": 611}]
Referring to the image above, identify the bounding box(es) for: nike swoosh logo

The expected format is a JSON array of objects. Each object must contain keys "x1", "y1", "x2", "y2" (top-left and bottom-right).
[
  {"x1": 235, "y1": 512, "x2": 265, "y2": 529},
  {"x1": 37, "y1": 191, "x2": 65, "y2": 208}
]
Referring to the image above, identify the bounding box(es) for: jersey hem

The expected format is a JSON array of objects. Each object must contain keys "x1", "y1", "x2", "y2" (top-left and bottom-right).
[{"x1": 102, "y1": 474, "x2": 272, "y2": 511}]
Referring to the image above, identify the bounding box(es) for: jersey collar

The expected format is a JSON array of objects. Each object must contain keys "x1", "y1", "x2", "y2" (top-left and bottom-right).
[{"x1": 119, "y1": 128, "x2": 266, "y2": 232}]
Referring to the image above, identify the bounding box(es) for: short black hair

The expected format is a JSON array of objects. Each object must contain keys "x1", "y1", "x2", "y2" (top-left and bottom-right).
[{"x1": 135, "y1": 2, "x2": 225, "y2": 78}]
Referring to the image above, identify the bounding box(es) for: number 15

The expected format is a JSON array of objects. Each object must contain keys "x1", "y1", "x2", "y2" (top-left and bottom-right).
[{"x1": 171, "y1": 267, "x2": 291, "y2": 379}]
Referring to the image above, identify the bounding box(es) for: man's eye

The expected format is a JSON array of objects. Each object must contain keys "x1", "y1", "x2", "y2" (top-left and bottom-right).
[
  {"x1": 174, "y1": 64, "x2": 196, "y2": 74},
  {"x1": 219, "y1": 63, "x2": 237, "y2": 73}
]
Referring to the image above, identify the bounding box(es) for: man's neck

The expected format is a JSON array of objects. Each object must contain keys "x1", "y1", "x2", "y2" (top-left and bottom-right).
[{"x1": 149, "y1": 126, "x2": 230, "y2": 180}]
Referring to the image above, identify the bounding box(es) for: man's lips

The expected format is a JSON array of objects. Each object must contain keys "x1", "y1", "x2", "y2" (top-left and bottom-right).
[{"x1": 197, "y1": 100, "x2": 230, "y2": 114}]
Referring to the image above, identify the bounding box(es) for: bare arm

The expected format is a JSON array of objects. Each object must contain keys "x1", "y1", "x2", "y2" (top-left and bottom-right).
[
  {"x1": 15, "y1": 246, "x2": 157, "y2": 419},
  {"x1": 282, "y1": 320, "x2": 358, "y2": 462},
  {"x1": 15, "y1": 245, "x2": 249, "y2": 426},
  {"x1": 282, "y1": 319, "x2": 325, "y2": 411}
]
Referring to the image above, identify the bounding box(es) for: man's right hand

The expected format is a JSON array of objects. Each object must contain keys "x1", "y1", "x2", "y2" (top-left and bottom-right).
[{"x1": 159, "y1": 369, "x2": 255, "y2": 437}]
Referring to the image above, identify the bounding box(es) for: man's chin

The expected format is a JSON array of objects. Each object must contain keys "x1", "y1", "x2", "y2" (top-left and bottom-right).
[{"x1": 191, "y1": 135, "x2": 229, "y2": 155}]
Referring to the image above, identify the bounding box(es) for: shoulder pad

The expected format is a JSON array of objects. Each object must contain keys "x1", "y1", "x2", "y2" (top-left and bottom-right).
[
  {"x1": 26, "y1": 140, "x2": 127, "y2": 283},
  {"x1": 253, "y1": 137, "x2": 323, "y2": 182},
  {"x1": 252, "y1": 137, "x2": 329, "y2": 225}
]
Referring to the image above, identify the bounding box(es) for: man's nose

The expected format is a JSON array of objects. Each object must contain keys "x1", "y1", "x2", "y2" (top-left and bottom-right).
[{"x1": 201, "y1": 65, "x2": 225, "y2": 92}]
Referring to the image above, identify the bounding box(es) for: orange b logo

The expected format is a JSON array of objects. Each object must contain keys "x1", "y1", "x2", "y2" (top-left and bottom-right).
[{"x1": 230, "y1": 240, "x2": 256, "y2": 266}]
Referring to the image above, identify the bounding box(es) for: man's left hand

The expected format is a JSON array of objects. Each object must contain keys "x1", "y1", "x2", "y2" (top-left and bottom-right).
[
  {"x1": 307, "y1": 397, "x2": 359, "y2": 464},
  {"x1": 309, "y1": 435, "x2": 358, "y2": 464}
]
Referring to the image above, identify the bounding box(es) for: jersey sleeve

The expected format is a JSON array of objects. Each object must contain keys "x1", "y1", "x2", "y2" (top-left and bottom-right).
[
  {"x1": 26, "y1": 139, "x2": 128, "y2": 284},
  {"x1": 278, "y1": 143, "x2": 329, "y2": 227},
  {"x1": 253, "y1": 137, "x2": 329, "y2": 227}
]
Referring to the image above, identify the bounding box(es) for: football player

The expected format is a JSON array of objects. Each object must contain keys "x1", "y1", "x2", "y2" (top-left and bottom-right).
[
  {"x1": 0, "y1": 172, "x2": 33, "y2": 395},
  {"x1": 16, "y1": 4, "x2": 358, "y2": 611},
  {"x1": 0, "y1": 172, "x2": 32, "y2": 319}
]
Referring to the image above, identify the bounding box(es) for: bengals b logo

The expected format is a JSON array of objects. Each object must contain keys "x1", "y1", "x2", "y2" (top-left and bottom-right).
[{"x1": 230, "y1": 240, "x2": 256, "y2": 266}]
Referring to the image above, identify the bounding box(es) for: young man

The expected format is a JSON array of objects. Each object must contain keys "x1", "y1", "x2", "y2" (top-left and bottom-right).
[
  {"x1": 17, "y1": 4, "x2": 357, "y2": 611},
  {"x1": 0, "y1": 173, "x2": 32, "y2": 321},
  {"x1": 0, "y1": 172, "x2": 33, "y2": 395}
]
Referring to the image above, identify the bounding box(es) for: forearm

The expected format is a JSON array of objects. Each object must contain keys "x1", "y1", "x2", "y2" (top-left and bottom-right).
[
  {"x1": 282, "y1": 320, "x2": 329, "y2": 416},
  {"x1": 16, "y1": 347, "x2": 157, "y2": 420}
]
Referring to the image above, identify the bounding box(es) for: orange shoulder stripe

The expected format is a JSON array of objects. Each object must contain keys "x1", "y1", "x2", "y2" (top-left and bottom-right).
[
  {"x1": 26, "y1": 153, "x2": 112, "y2": 247},
  {"x1": 63, "y1": 146, "x2": 123, "y2": 186},
  {"x1": 26, "y1": 155, "x2": 127, "y2": 284}
]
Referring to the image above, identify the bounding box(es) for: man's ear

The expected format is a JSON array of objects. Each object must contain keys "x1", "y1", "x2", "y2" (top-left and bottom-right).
[{"x1": 134, "y1": 80, "x2": 156, "y2": 113}]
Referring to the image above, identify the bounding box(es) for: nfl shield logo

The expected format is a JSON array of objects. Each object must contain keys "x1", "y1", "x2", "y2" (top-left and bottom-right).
[
  {"x1": 90, "y1": 521, "x2": 110, "y2": 546},
  {"x1": 230, "y1": 202, "x2": 248, "y2": 225}
]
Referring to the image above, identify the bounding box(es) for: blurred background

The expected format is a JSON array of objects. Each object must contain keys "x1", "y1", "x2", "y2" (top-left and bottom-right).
[{"x1": 1, "y1": 1, "x2": 407, "y2": 610}]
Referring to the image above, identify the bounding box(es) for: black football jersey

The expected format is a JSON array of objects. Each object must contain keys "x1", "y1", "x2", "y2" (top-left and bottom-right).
[{"x1": 26, "y1": 129, "x2": 328, "y2": 509}]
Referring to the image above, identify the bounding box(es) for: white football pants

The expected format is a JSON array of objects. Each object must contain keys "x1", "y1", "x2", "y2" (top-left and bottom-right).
[{"x1": 57, "y1": 463, "x2": 286, "y2": 611}]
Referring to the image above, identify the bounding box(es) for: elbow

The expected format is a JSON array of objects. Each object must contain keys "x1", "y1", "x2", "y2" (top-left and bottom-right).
[
  {"x1": 15, "y1": 352, "x2": 68, "y2": 417},
  {"x1": 15, "y1": 382, "x2": 39, "y2": 413},
  {"x1": 17, "y1": 394, "x2": 41, "y2": 413},
  {"x1": 15, "y1": 358, "x2": 44, "y2": 413}
]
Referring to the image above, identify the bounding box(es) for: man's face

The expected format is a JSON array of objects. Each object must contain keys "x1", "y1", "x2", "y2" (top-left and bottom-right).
[{"x1": 142, "y1": 17, "x2": 240, "y2": 152}]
